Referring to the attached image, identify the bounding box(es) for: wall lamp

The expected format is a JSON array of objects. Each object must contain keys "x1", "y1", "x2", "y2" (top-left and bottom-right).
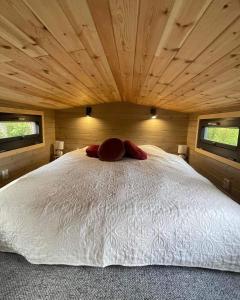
[
  {"x1": 86, "y1": 106, "x2": 92, "y2": 117},
  {"x1": 150, "y1": 107, "x2": 157, "y2": 119}
]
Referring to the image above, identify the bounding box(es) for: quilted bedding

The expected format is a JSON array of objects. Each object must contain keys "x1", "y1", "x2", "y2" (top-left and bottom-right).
[{"x1": 0, "y1": 145, "x2": 239, "y2": 272}]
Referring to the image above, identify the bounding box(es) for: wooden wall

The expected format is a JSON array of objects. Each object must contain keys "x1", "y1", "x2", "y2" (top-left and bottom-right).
[
  {"x1": 55, "y1": 103, "x2": 189, "y2": 154},
  {"x1": 1, "y1": 99, "x2": 239, "y2": 203},
  {"x1": 187, "y1": 115, "x2": 240, "y2": 203},
  {"x1": 0, "y1": 101, "x2": 55, "y2": 187}
]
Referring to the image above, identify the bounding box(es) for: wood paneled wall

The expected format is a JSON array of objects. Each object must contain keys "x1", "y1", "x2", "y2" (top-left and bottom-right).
[
  {"x1": 1, "y1": 100, "x2": 239, "y2": 203},
  {"x1": 187, "y1": 115, "x2": 240, "y2": 203},
  {"x1": 0, "y1": 101, "x2": 55, "y2": 187},
  {"x1": 55, "y1": 103, "x2": 189, "y2": 154}
]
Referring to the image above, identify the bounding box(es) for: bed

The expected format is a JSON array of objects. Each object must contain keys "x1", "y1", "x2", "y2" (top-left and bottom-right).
[{"x1": 0, "y1": 145, "x2": 239, "y2": 272}]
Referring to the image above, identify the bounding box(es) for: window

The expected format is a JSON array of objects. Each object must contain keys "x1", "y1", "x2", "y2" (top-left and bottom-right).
[
  {"x1": 0, "y1": 121, "x2": 39, "y2": 139},
  {"x1": 203, "y1": 127, "x2": 239, "y2": 147},
  {"x1": 0, "y1": 112, "x2": 43, "y2": 153},
  {"x1": 197, "y1": 117, "x2": 240, "y2": 163}
]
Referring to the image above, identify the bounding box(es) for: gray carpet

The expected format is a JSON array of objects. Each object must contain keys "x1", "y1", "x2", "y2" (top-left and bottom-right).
[{"x1": 0, "y1": 253, "x2": 239, "y2": 300}]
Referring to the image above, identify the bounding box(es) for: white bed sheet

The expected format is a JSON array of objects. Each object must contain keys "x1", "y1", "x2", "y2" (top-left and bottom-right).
[{"x1": 0, "y1": 145, "x2": 240, "y2": 272}]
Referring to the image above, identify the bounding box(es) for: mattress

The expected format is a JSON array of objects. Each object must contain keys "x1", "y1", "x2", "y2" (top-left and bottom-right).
[{"x1": 0, "y1": 145, "x2": 240, "y2": 272}]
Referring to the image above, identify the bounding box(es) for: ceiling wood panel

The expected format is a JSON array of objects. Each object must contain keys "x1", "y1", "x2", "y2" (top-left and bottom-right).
[
  {"x1": 138, "y1": 0, "x2": 212, "y2": 102},
  {"x1": 109, "y1": 0, "x2": 139, "y2": 100},
  {"x1": 87, "y1": 0, "x2": 124, "y2": 98},
  {"x1": 23, "y1": 0, "x2": 85, "y2": 52},
  {"x1": 0, "y1": 0, "x2": 239, "y2": 112},
  {"x1": 59, "y1": 0, "x2": 121, "y2": 101},
  {"x1": 132, "y1": 0, "x2": 175, "y2": 101},
  {"x1": 23, "y1": 0, "x2": 110, "y2": 100},
  {"x1": 0, "y1": 14, "x2": 47, "y2": 57},
  {"x1": 145, "y1": 1, "x2": 240, "y2": 108}
]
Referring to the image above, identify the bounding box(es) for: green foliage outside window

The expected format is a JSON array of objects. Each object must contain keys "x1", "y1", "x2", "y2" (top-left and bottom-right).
[
  {"x1": 0, "y1": 122, "x2": 37, "y2": 139},
  {"x1": 204, "y1": 127, "x2": 239, "y2": 146}
]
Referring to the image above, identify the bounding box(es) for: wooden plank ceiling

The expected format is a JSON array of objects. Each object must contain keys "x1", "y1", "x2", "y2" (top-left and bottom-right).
[{"x1": 0, "y1": 0, "x2": 239, "y2": 112}]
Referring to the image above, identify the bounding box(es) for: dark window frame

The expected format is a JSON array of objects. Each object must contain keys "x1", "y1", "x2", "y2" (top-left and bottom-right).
[
  {"x1": 0, "y1": 112, "x2": 43, "y2": 153},
  {"x1": 197, "y1": 117, "x2": 240, "y2": 163}
]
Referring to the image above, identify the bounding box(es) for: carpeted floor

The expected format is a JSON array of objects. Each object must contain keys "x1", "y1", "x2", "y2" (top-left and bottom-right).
[{"x1": 0, "y1": 253, "x2": 239, "y2": 300}]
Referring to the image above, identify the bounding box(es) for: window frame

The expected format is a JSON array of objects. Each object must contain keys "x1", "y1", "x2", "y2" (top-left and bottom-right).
[
  {"x1": 195, "y1": 112, "x2": 240, "y2": 169},
  {"x1": 0, "y1": 107, "x2": 45, "y2": 158},
  {"x1": 201, "y1": 125, "x2": 239, "y2": 149}
]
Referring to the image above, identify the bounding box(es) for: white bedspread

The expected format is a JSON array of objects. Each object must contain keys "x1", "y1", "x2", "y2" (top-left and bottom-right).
[{"x1": 0, "y1": 145, "x2": 240, "y2": 272}]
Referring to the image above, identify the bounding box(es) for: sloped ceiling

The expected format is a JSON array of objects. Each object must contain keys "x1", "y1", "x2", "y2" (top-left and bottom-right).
[{"x1": 0, "y1": 0, "x2": 239, "y2": 112}]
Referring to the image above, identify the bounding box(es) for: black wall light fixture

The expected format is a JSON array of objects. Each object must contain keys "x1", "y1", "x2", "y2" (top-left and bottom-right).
[
  {"x1": 86, "y1": 106, "x2": 92, "y2": 117},
  {"x1": 150, "y1": 107, "x2": 157, "y2": 119}
]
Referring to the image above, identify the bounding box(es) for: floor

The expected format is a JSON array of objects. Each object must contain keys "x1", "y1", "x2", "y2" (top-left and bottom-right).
[{"x1": 0, "y1": 252, "x2": 239, "y2": 300}]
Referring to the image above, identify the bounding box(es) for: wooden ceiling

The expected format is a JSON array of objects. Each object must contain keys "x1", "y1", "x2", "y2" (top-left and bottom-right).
[{"x1": 0, "y1": 0, "x2": 240, "y2": 112}]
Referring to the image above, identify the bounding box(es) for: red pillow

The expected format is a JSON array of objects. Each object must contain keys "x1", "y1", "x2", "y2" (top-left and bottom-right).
[
  {"x1": 98, "y1": 138, "x2": 125, "y2": 161},
  {"x1": 124, "y1": 140, "x2": 147, "y2": 160},
  {"x1": 86, "y1": 145, "x2": 99, "y2": 158}
]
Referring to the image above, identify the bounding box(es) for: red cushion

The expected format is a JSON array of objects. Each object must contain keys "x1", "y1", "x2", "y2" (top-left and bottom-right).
[
  {"x1": 86, "y1": 145, "x2": 99, "y2": 158},
  {"x1": 124, "y1": 140, "x2": 147, "y2": 160},
  {"x1": 98, "y1": 138, "x2": 125, "y2": 161}
]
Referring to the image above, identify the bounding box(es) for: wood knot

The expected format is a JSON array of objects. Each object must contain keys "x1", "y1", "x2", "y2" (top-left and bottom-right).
[
  {"x1": 171, "y1": 48, "x2": 180, "y2": 52},
  {"x1": 185, "y1": 59, "x2": 194, "y2": 63},
  {"x1": 2, "y1": 45, "x2": 11, "y2": 49},
  {"x1": 163, "y1": 8, "x2": 168, "y2": 15},
  {"x1": 183, "y1": 22, "x2": 193, "y2": 28}
]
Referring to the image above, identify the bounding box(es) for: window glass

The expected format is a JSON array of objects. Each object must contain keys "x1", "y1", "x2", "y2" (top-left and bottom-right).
[
  {"x1": 197, "y1": 116, "x2": 240, "y2": 163},
  {"x1": 0, "y1": 121, "x2": 39, "y2": 139},
  {"x1": 203, "y1": 127, "x2": 239, "y2": 147}
]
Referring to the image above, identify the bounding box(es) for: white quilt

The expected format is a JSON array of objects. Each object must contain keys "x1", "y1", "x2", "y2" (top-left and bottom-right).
[{"x1": 0, "y1": 145, "x2": 240, "y2": 272}]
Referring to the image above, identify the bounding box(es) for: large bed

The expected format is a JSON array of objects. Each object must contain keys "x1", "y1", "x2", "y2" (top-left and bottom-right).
[{"x1": 0, "y1": 145, "x2": 240, "y2": 273}]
